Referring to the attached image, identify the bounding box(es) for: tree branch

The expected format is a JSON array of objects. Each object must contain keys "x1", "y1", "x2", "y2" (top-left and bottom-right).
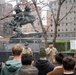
[
  {"x1": 56, "y1": 1, "x2": 62, "y2": 22},
  {"x1": 48, "y1": 4, "x2": 56, "y2": 24},
  {"x1": 0, "y1": 12, "x2": 23, "y2": 21},
  {"x1": 0, "y1": 14, "x2": 13, "y2": 20},
  {"x1": 61, "y1": 0, "x2": 66, "y2": 5},
  {"x1": 46, "y1": 25, "x2": 50, "y2": 32},
  {"x1": 40, "y1": 1, "x2": 56, "y2": 24},
  {"x1": 59, "y1": 5, "x2": 73, "y2": 23},
  {"x1": 32, "y1": 0, "x2": 45, "y2": 33},
  {"x1": 53, "y1": 0, "x2": 63, "y2": 44}
]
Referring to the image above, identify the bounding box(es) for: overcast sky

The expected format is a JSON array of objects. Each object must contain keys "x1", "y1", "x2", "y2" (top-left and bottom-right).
[{"x1": 6, "y1": 0, "x2": 55, "y2": 7}]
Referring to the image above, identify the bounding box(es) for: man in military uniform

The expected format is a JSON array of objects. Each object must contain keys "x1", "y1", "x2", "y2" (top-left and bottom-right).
[
  {"x1": 22, "y1": 42, "x2": 33, "y2": 56},
  {"x1": 45, "y1": 42, "x2": 58, "y2": 63}
]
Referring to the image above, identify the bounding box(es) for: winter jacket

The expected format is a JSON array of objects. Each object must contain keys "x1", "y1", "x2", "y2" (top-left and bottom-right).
[
  {"x1": 63, "y1": 74, "x2": 74, "y2": 75},
  {"x1": 45, "y1": 47, "x2": 58, "y2": 63},
  {"x1": 1, "y1": 60, "x2": 21, "y2": 75},
  {"x1": 47, "y1": 67, "x2": 63, "y2": 75},
  {"x1": 18, "y1": 65, "x2": 38, "y2": 75},
  {"x1": 35, "y1": 60, "x2": 54, "y2": 75},
  {"x1": 22, "y1": 48, "x2": 33, "y2": 56}
]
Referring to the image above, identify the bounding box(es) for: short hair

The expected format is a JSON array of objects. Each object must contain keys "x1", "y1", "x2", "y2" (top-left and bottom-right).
[
  {"x1": 55, "y1": 53, "x2": 64, "y2": 64},
  {"x1": 12, "y1": 44, "x2": 23, "y2": 56},
  {"x1": 21, "y1": 54, "x2": 33, "y2": 65},
  {"x1": 63, "y1": 56, "x2": 75, "y2": 70}
]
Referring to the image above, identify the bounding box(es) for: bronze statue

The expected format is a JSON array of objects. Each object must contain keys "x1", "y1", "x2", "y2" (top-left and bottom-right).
[{"x1": 9, "y1": 4, "x2": 37, "y2": 38}]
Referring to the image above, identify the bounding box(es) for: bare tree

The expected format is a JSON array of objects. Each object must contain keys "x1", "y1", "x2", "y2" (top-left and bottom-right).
[
  {"x1": 48, "y1": 0, "x2": 74, "y2": 45},
  {"x1": 32, "y1": 0, "x2": 75, "y2": 45},
  {"x1": 32, "y1": 0, "x2": 51, "y2": 47},
  {"x1": 50, "y1": 0, "x2": 66, "y2": 45}
]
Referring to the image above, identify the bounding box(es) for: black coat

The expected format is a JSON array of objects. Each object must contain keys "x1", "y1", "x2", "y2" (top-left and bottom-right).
[
  {"x1": 35, "y1": 60, "x2": 54, "y2": 75},
  {"x1": 63, "y1": 74, "x2": 74, "y2": 75}
]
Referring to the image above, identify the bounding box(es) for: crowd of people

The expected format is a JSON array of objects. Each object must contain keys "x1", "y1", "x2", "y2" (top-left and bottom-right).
[{"x1": 0, "y1": 42, "x2": 76, "y2": 75}]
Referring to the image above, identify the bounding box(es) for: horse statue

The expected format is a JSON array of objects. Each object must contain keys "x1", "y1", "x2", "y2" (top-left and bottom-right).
[{"x1": 9, "y1": 4, "x2": 37, "y2": 38}]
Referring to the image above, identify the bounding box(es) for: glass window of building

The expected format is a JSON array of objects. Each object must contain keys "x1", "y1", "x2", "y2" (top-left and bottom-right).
[
  {"x1": 74, "y1": 17, "x2": 76, "y2": 20},
  {"x1": 74, "y1": 0, "x2": 76, "y2": 2},
  {"x1": 50, "y1": 35, "x2": 53, "y2": 37},
  {"x1": 66, "y1": 29, "x2": 68, "y2": 31},
  {"x1": 62, "y1": 34, "x2": 66, "y2": 37},
  {"x1": 65, "y1": 0, "x2": 67, "y2": 3},
  {"x1": 66, "y1": 17, "x2": 67, "y2": 20},
  {"x1": 74, "y1": 11, "x2": 76, "y2": 13},
  {"x1": 58, "y1": 24, "x2": 60, "y2": 26},
  {"x1": 69, "y1": 34, "x2": 73, "y2": 37},
  {"x1": 51, "y1": 30, "x2": 53, "y2": 32},
  {"x1": 66, "y1": 23, "x2": 68, "y2": 25},
  {"x1": 70, "y1": 0, "x2": 71, "y2": 3},
  {"x1": 74, "y1": 23, "x2": 76, "y2": 25},
  {"x1": 51, "y1": 24, "x2": 53, "y2": 26},
  {"x1": 65, "y1": 34, "x2": 68, "y2": 37},
  {"x1": 58, "y1": 29, "x2": 60, "y2": 31},
  {"x1": 74, "y1": 28, "x2": 76, "y2": 31},
  {"x1": 58, "y1": 34, "x2": 60, "y2": 37},
  {"x1": 51, "y1": 19, "x2": 52, "y2": 22}
]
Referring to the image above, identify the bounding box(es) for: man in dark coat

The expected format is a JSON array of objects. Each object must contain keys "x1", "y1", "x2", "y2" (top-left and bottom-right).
[
  {"x1": 62, "y1": 56, "x2": 75, "y2": 75},
  {"x1": 35, "y1": 47, "x2": 54, "y2": 75},
  {"x1": 47, "y1": 53, "x2": 64, "y2": 75},
  {"x1": 18, "y1": 54, "x2": 38, "y2": 75}
]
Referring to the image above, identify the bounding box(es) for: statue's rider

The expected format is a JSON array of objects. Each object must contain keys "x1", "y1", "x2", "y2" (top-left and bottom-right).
[{"x1": 8, "y1": 4, "x2": 37, "y2": 38}]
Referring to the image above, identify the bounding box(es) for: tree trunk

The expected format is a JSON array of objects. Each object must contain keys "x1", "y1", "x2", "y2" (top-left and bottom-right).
[
  {"x1": 44, "y1": 32, "x2": 48, "y2": 48},
  {"x1": 53, "y1": 1, "x2": 62, "y2": 45},
  {"x1": 32, "y1": 0, "x2": 48, "y2": 47},
  {"x1": 53, "y1": 24, "x2": 58, "y2": 45}
]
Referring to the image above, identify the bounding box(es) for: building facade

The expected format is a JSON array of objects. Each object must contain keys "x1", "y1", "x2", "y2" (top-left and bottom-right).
[
  {"x1": 49, "y1": 0, "x2": 76, "y2": 39},
  {"x1": 0, "y1": 0, "x2": 13, "y2": 36}
]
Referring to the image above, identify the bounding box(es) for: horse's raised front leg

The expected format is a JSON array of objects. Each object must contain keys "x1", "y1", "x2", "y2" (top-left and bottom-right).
[{"x1": 31, "y1": 22, "x2": 38, "y2": 32}]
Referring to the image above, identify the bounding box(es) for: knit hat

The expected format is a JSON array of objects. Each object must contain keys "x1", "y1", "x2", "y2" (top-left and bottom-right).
[
  {"x1": 48, "y1": 42, "x2": 53, "y2": 45},
  {"x1": 39, "y1": 47, "x2": 46, "y2": 58},
  {"x1": 24, "y1": 42, "x2": 29, "y2": 46}
]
